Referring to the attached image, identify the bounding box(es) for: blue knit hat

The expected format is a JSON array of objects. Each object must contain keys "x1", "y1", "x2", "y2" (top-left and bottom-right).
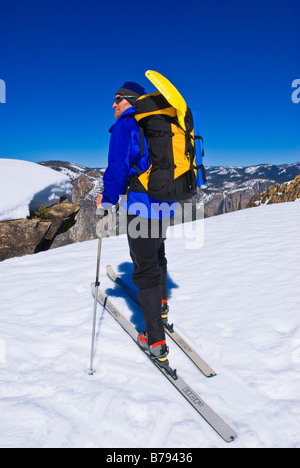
[{"x1": 116, "y1": 81, "x2": 146, "y2": 97}]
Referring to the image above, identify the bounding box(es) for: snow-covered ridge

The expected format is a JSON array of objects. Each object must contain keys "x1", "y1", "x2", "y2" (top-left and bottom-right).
[
  {"x1": 205, "y1": 162, "x2": 300, "y2": 192},
  {"x1": 39, "y1": 160, "x2": 89, "y2": 181},
  {"x1": 0, "y1": 159, "x2": 73, "y2": 221}
]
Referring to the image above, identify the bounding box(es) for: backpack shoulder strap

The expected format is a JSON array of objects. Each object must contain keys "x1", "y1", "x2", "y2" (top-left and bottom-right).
[{"x1": 139, "y1": 126, "x2": 145, "y2": 156}]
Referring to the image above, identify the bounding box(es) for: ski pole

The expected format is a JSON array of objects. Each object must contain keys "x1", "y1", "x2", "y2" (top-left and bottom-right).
[{"x1": 89, "y1": 220, "x2": 104, "y2": 375}]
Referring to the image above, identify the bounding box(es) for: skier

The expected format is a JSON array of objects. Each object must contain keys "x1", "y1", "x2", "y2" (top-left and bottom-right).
[{"x1": 96, "y1": 81, "x2": 176, "y2": 367}]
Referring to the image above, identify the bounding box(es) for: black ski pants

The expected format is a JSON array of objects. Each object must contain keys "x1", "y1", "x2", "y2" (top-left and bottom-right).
[{"x1": 127, "y1": 214, "x2": 168, "y2": 346}]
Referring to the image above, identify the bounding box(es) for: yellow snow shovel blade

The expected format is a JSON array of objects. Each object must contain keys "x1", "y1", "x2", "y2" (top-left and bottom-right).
[{"x1": 145, "y1": 70, "x2": 187, "y2": 130}]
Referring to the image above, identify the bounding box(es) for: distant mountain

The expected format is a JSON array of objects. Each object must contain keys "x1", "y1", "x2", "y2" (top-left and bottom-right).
[
  {"x1": 39, "y1": 160, "x2": 102, "y2": 180},
  {"x1": 206, "y1": 163, "x2": 300, "y2": 188},
  {"x1": 203, "y1": 162, "x2": 300, "y2": 216}
]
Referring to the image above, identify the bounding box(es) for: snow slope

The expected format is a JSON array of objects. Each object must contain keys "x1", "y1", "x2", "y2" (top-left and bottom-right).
[
  {"x1": 0, "y1": 159, "x2": 73, "y2": 221},
  {"x1": 0, "y1": 202, "x2": 299, "y2": 448}
]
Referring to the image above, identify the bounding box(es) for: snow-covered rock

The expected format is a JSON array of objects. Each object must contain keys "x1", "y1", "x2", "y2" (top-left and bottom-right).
[{"x1": 0, "y1": 159, "x2": 73, "y2": 221}]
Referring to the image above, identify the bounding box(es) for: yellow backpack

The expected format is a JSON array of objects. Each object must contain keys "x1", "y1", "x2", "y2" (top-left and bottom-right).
[{"x1": 130, "y1": 91, "x2": 198, "y2": 202}]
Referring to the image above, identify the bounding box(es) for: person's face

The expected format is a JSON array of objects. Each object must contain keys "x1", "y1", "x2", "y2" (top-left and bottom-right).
[{"x1": 112, "y1": 95, "x2": 132, "y2": 119}]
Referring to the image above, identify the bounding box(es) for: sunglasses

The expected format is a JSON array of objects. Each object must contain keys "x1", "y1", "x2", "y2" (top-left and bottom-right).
[{"x1": 114, "y1": 95, "x2": 136, "y2": 104}]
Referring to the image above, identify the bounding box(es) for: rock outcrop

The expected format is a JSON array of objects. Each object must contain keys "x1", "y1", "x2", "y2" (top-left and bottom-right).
[
  {"x1": 50, "y1": 170, "x2": 103, "y2": 248},
  {"x1": 0, "y1": 219, "x2": 52, "y2": 261},
  {"x1": 247, "y1": 175, "x2": 300, "y2": 207},
  {"x1": 0, "y1": 199, "x2": 80, "y2": 261}
]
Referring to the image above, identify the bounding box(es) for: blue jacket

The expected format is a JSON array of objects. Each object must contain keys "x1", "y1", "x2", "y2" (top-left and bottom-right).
[{"x1": 102, "y1": 106, "x2": 176, "y2": 219}]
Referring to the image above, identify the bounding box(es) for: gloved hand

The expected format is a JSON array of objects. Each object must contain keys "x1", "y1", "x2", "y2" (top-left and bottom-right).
[
  {"x1": 96, "y1": 193, "x2": 108, "y2": 219},
  {"x1": 96, "y1": 194, "x2": 115, "y2": 237},
  {"x1": 97, "y1": 205, "x2": 109, "y2": 220},
  {"x1": 96, "y1": 207, "x2": 116, "y2": 238}
]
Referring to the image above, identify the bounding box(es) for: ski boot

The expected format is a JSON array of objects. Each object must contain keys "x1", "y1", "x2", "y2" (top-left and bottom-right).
[{"x1": 138, "y1": 332, "x2": 169, "y2": 368}]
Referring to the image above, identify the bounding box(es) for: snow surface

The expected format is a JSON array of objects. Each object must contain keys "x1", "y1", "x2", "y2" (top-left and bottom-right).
[
  {"x1": 0, "y1": 159, "x2": 73, "y2": 221},
  {"x1": 0, "y1": 202, "x2": 299, "y2": 448}
]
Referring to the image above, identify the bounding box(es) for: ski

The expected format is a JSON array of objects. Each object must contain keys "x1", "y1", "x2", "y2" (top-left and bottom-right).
[
  {"x1": 91, "y1": 284, "x2": 236, "y2": 443},
  {"x1": 106, "y1": 265, "x2": 217, "y2": 378}
]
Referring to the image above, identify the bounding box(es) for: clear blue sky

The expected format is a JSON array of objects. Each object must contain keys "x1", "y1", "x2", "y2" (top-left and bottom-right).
[{"x1": 0, "y1": 0, "x2": 299, "y2": 168}]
